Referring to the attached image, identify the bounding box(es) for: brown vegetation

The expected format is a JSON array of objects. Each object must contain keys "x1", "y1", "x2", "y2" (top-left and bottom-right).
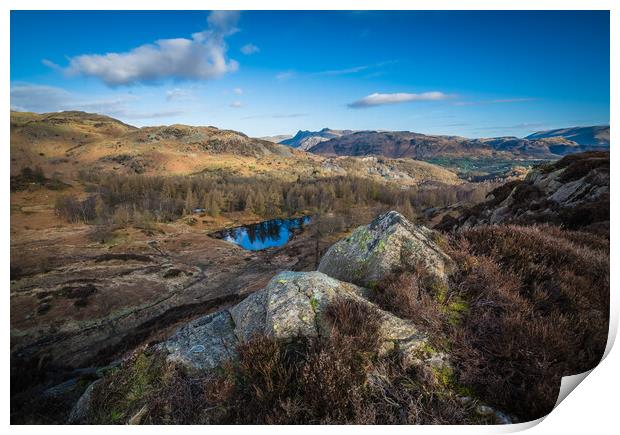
[
  {"x1": 83, "y1": 298, "x2": 480, "y2": 425},
  {"x1": 374, "y1": 224, "x2": 609, "y2": 421}
]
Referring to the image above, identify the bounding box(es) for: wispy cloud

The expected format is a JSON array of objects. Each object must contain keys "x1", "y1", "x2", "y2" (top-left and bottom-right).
[
  {"x1": 233, "y1": 87, "x2": 243, "y2": 95},
  {"x1": 475, "y1": 122, "x2": 548, "y2": 132},
  {"x1": 117, "y1": 110, "x2": 184, "y2": 120},
  {"x1": 348, "y1": 92, "x2": 450, "y2": 108},
  {"x1": 240, "y1": 43, "x2": 260, "y2": 55},
  {"x1": 10, "y1": 82, "x2": 183, "y2": 121},
  {"x1": 241, "y1": 113, "x2": 307, "y2": 120},
  {"x1": 275, "y1": 71, "x2": 295, "y2": 81},
  {"x1": 48, "y1": 11, "x2": 240, "y2": 86},
  {"x1": 314, "y1": 65, "x2": 369, "y2": 76},
  {"x1": 453, "y1": 98, "x2": 537, "y2": 107},
  {"x1": 166, "y1": 88, "x2": 192, "y2": 101},
  {"x1": 313, "y1": 60, "x2": 397, "y2": 77},
  {"x1": 229, "y1": 101, "x2": 244, "y2": 108}
]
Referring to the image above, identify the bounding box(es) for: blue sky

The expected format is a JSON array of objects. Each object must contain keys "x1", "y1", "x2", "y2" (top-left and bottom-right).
[{"x1": 11, "y1": 10, "x2": 609, "y2": 138}]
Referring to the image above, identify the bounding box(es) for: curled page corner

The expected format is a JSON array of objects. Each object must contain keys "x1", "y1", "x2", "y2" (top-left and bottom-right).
[
  {"x1": 554, "y1": 369, "x2": 594, "y2": 409},
  {"x1": 489, "y1": 370, "x2": 596, "y2": 433}
]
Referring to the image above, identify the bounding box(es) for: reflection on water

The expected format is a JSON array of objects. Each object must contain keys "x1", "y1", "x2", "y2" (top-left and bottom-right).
[{"x1": 212, "y1": 216, "x2": 311, "y2": 251}]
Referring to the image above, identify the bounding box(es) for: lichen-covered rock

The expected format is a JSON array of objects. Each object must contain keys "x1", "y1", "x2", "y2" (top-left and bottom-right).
[
  {"x1": 232, "y1": 271, "x2": 374, "y2": 340},
  {"x1": 161, "y1": 270, "x2": 431, "y2": 373},
  {"x1": 161, "y1": 310, "x2": 237, "y2": 373},
  {"x1": 318, "y1": 211, "x2": 454, "y2": 287},
  {"x1": 229, "y1": 290, "x2": 267, "y2": 342}
]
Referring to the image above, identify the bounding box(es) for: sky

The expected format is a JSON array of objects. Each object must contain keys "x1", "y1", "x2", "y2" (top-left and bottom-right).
[{"x1": 10, "y1": 10, "x2": 610, "y2": 138}]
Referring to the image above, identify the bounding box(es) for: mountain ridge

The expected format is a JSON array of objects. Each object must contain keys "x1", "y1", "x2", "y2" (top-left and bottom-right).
[{"x1": 306, "y1": 126, "x2": 609, "y2": 160}]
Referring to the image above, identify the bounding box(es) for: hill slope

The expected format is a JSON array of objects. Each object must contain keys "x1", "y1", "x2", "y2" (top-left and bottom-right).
[
  {"x1": 10, "y1": 111, "x2": 460, "y2": 185},
  {"x1": 436, "y1": 151, "x2": 610, "y2": 233}
]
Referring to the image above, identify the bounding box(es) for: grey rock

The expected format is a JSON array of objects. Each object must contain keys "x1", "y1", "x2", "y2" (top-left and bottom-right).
[
  {"x1": 229, "y1": 289, "x2": 267, "y2": 342},
  {"x1": 476, "y1": 404, "x2": 495, "y2": 416},
  {"x1": 162, "y1": 310, "x2": 237, "y2": 373},
  {"x1": 67, "y1": 380, "x2": 100, "y2": 424},
  {"x1": 494, "y1": 410, "x2": 513, "y2": 425},
  {"x1": 161, "y1": 270, "x2": 431, "y2": 373},
  {"x1": 318, "y1": 211, "x2": 454, "y2": 287}
]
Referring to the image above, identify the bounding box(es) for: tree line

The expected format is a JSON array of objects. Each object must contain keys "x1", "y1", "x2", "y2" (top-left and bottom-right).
[{"x1": 54, "y1": 170, "x2": 496, "y2": 228}]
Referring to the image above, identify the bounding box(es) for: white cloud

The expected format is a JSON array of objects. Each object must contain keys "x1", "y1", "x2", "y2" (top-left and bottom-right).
[
  {"x1": 54, "y1": 11, "x2": 240, "y2": 86},
  {"x1": 348, "y1": 92, "x2": 450, "y2": 108},
  {"x1": 233, "y1": 87, "x2": 243, "y2": 95},
  {"x1": 240, "y1": 43, "x2": 260, "y2": 55},
  {"x1": 229, "y1": 101, "x2": 243, "y2": 108}
]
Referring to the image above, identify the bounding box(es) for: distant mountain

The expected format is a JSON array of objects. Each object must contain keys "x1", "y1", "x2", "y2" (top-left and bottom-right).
[
  {"x1": 307, "y1": 128, "x2": 609, "y2": 161},
  {"x1": 526, "y1": 125, "x2": 609, "y2": 148},
  {"x1": 280, "y1": 128, "x2": 355, "y2": 151}
]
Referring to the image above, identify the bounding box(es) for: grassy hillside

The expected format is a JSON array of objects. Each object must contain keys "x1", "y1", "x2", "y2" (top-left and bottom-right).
[{"x1": 10, "y1": 111, "x2": 460, "y2": 185}]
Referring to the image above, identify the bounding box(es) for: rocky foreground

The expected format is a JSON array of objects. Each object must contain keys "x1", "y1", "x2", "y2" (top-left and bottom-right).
[
  {"x1": 11, "y1": 152, "x2": 609, "y2": 424},
  {"x1": 68, "y1": 211, "x2": 514, "y2": 424}
]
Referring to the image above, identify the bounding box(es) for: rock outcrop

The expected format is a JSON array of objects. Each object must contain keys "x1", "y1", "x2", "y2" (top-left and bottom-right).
[
  {"x1": 318, "y1": 211, "x2": 454, "y2": 287},
  {"x1": 437, "y1": 151, "x2": 609, "y2": 233},
  {"x1": 160, "y1": 270, "x2": 433, "y2": 373}
]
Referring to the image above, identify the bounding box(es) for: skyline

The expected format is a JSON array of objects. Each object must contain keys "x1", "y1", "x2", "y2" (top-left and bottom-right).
[{"x1": 10, "y1": 10, "x2": 610, "y2": 138}]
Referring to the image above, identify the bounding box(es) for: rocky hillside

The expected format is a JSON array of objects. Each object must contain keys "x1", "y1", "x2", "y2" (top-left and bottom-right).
[
  {"x1": 307, "y1": 128, "x2": 606, "y2": 160},
  {"x1": 10, "y1": 111, "x2": 308, "y2": 178},
  {"x1": 56, "y1": 208, "x2": 608, "y2": 424},
  {"x1": 320, "y1": 156, "x2": 460, "y2": 185},
  {"x1": 280, "y1": 128, "x2": 355, "y2": 151},
  {"x1": 437, "y1": 151, "x2": 609, "y2": 233}
]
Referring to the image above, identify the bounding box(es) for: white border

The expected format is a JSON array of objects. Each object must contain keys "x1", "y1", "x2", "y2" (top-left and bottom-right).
[{"x1": 3, "y1": 2, "x2": 617, "y2": 434}]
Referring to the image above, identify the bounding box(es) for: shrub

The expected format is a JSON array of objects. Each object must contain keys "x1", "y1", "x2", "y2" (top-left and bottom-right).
[
  {"x1": 446, "y1": 226, "x2": 608, "y2": 420},
  {"x1": 373, "y1": 224, "x2": 608, "y2": 421}
]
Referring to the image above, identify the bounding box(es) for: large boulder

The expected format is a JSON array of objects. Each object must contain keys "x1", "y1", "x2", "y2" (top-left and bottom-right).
[
  {"x1": 161, "y1": 271, "x2": 432, "y2": 373},
  {"x1": 318, "y1": 211, "x2": 454, "y2": 287}
]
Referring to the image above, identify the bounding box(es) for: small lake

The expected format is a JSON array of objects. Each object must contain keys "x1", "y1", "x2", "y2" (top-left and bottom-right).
[{"x1": 211, "y1": 216, "x2": 312, "y2": 251}]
